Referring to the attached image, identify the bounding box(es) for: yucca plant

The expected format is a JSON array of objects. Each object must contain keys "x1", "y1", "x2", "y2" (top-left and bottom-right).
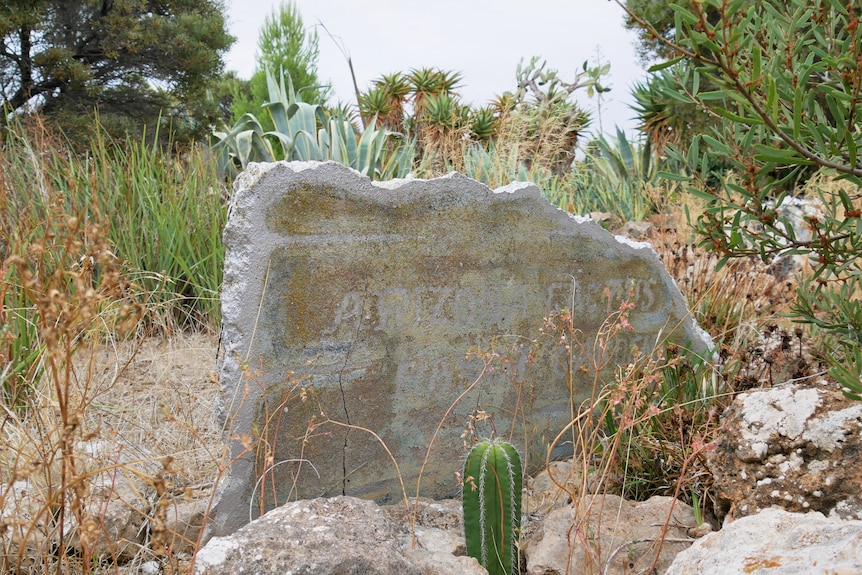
[
  {"x1": 574, "y1": 128, "x2": 664, "y2": 221},
  {"x1": 462, "y1": 438, "x2": 523, "y2": 575}
]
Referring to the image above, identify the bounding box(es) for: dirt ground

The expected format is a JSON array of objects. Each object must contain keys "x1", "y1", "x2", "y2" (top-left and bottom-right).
[{"x1": 80, "y1": 332, "x2": 225, "y2": 488}]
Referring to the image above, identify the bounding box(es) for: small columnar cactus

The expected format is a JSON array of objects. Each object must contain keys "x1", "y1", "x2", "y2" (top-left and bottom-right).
[{"x1": 462, "y1": 438, "x2": 523, "y2": 575}]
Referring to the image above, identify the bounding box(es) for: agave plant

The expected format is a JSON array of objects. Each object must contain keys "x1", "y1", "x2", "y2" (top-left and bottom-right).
[{"x1": 212, "y1": 69, "x2": 413, "y2": 180}]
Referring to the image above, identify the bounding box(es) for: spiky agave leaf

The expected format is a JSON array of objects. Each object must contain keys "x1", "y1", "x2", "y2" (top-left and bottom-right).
[
  {"x1": 469, "y1": 107, "x2": 499, "y2": 143},
  {"x1": 211, "y1": 68, "x2": 414, "y2": 180}
]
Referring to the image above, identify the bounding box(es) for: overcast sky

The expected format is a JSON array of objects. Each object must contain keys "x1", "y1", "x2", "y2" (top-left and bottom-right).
[{"x1": 223, "y1": 0, "x2": 648, "y2": 138}]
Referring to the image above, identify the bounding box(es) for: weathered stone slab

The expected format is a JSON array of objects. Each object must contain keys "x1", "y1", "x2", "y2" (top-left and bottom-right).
[{"x1": 208, "y1": 161, "x2": 711, "y2": 536}]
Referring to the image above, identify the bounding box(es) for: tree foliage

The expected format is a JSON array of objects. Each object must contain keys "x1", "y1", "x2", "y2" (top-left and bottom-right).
[
  {"x1": 255, "y1": 0, "x2": 324, "y2": 103},
  {"x1": 0, "y1": 0, "x2": 233, "y2": 137},
  {"x1": 625, "y1": 0, "x2": 724, "y2": 156},
  {"x1": 229, "y1": 0, "x2": 326, "y2": 129},
  {"x1": 620, "y1": 0, "x2": 862, "y2": 396},
  {"x1": 624, "y1": 0, "x2": 719, "y2": 63}
]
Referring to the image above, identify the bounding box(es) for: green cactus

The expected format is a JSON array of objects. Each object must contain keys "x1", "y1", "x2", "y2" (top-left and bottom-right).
[{"x1": 462, "y1": 438, "x2": 523, "y2": 575}]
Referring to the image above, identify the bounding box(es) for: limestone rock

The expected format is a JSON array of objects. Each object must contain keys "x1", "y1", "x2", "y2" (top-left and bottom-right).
[
  {"x1": 384, "y1": 497, "x2": 464, "y2": 537},
  {"x1": 614, "y1": 220, "x2": 654, "y2": 240},
  {"x1": 523, "y1": 459, "x2": 607, "y2": 519},
  {"x1": 523, "y1": 494, "x2": 696, "y2": 575},
  {"x1": 0, "y1": 479, "x2": 54, "y2": 571},
  {"x1": 211, "y1": 161, "x2": 711, "y2": 536},
  {"x1": 76, "y1": 464, "x2": 148, "y2": 559},
  {"x1": 163, "y1": 494, "x2": 210, "y2": 556},
  {"x1": 385, "y1": 497, "x2": 466, "y2": 557},
  {"x1": 404, "y1": 548, "x2": 488, "y2": 575},
  {"x1": 194, "y1": 496, "x2": 423, "y2": 575},
  {"x1": 707, "y1": 380, "x2": 862, "y2": 521},
  {"x1": 587, "y1": 211, "x2": 616, "y2": 227},
  {"x1": 665, "y1": 507, "x2": 862, "y2": 574}
]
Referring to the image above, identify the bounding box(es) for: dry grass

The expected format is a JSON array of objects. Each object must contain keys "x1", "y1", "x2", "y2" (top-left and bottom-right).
[{"x1": 1, "y1": 333, "x2": 221, "y2": 575}]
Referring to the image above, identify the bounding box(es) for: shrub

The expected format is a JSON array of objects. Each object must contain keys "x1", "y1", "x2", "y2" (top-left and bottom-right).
[{"x1": 623, "y1": 0, "x2": 862, "y2": 397}]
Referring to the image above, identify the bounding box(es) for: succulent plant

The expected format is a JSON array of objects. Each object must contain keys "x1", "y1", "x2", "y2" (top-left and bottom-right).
[
  {"x1": 211, "y1": 69, "x2": 413, "y2": 180},
  {"x1": 462, "y1": 438, "x2": 523, "y2": 575}
]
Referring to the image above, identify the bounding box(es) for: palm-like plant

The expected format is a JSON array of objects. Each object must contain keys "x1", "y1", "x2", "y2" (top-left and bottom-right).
[
  {"x1": 469, "y1": 107, "x2": 498, "y2": 143},
  {"x1": 361, "y1": 72, "x2": 412, "y2": 131},
  {"x1": 408, "y1": 67, "x2": 462, "y2": 117},
  {"x1": 359, "y1": 86, "x2": 394, "y2": 128},
  {"x1": 631, "y1": 66, "x2": 718, "y2": 155},
  {"x1": 416, "y1": 92, "x2": 470, "y2": 175}
]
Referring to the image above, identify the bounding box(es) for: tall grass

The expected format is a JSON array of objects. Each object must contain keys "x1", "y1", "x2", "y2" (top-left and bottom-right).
[
  {"x1": 1, "y1": 117, "x2": 227, "y2": 335},
  {"x1": 0, "y1": 116, "x2": 232, "y2": 574}
]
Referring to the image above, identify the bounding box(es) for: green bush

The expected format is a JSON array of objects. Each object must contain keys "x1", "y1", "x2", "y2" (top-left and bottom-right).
[{"x1": 625, "y1": 0, "x2": 862, "y2": 397}]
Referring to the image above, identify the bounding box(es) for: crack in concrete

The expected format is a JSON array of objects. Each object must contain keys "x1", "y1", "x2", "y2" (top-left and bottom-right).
[{"x1": 336, "y1": 291, "x2": 365, "y2": 496}]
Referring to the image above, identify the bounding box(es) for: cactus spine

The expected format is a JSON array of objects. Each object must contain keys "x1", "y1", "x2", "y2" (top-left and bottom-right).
[{"x1": 462, "y1": 438, "x2": 523, "y2": 575}]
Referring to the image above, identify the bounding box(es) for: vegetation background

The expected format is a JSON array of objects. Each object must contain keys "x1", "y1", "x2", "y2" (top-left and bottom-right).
[{"x1": 1, "y1": 0, "x2": 860, "y2": 573}]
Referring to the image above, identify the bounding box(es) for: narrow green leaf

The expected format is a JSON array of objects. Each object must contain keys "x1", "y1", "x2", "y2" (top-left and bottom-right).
[
  {"x1": 702, "y1": 135, "x2": 732, "y2": 156},
  {"x1": 752, "y1": 145, "x2": 800, "y2": 159},
  {"x1": 714, "y1": 107, "x2": 766, "y2": 125},
  {"x1": 752, "y1": 45, "x2": 762, "y2": 83},
  {"x1": 839, "y1": 189, "x2": 853, "y2": 211},
  {"x1": 688, "y1": 136, "x2": 700, "y2": 167},
  {"x1": 825, "y1": 93, "x2": 847, "y2": 132},
  {"x1": 664, "y1": 88, "x2": 695, "y2": 104},
  {"x1": 793, "y1": 78, "x2": 805, "y2": 141},
  {"x1": 696, "y1": 90, "x2": 727, "y2": 101},
  {"x1": 671, "y1": 4, "x2": 700, "y2": 26},
  {"x1": 658, "y1": 171, "x2": 691, "y2": 182},
  {"x1": 847, "y1": 135, "x2": 858, "y2": 173},
  {"x1": 688, "y1": 186, "x2": 718, "y2": 202},
  {"x1": 648, "y1": 56, "x2": 685, "y2": 73},
  {"x1": 766, "y1": 76, "x2": 777, "y2": 118}
]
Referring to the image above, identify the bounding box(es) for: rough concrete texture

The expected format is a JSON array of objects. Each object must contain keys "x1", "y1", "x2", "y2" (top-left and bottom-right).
[
  {"x1": 523, "y1": 494, "x2": 696, "y2": 575},
  {"x1": 665, "y1": 507, "x2": 862, "y2": 575},
  {"x1": 707, "y1": 380, "x2": 862, "y2": 522},
  {"x1": 210, "y1": 161, "x2": 711, "y2": 536}
]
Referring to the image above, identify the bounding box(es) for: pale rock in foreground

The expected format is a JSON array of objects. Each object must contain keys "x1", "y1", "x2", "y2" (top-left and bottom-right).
[
  {"x1": 523, "y1": 494, "x2": 696, "y2": 575},
  {"x1": 707, "y1": 380, "x2": 862, "y2": 521},
  {"x1": 194, "y1": 496, "x2": 424, "y2": 575},
  {"x1": 665, "y1": 507, "x2": 862, "y2": 574}
]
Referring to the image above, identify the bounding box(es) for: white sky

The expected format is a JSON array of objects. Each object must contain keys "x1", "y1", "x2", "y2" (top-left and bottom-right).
[{"x1": 223, "y1": 0, "x2": 648, "y2": 138}]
